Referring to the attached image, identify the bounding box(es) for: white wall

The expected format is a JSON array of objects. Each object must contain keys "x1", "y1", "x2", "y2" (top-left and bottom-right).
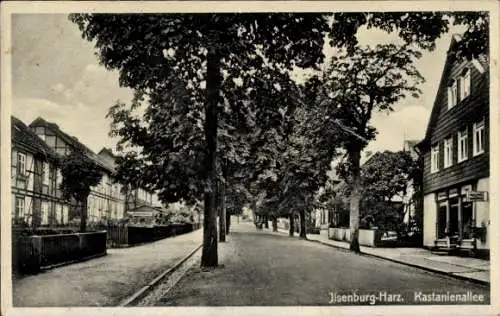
[
  {"x1": 423, "y1": 193, "x2": 437, "y2": 247},
  {"x1": 475, "y1": 177, "x2": 489, "y2": 249}
]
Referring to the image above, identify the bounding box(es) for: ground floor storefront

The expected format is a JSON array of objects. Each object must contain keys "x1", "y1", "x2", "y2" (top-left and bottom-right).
[{"x1": 423, "y1": 177, "x2": 489, "y2": 255}]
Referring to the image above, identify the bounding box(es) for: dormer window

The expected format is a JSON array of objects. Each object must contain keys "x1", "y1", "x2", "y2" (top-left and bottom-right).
[
  {"x1": 460, "y1": 68, "x2": 471, "y2": 101},
  {"x1": 447, "y1": 80, "x2": 458, "y2": 109}
]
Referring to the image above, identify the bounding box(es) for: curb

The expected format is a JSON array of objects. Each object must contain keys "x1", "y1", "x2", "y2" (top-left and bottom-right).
[
  {"x1": 118, "y1": 243, "x2": 203, "y2": 306},
  {"x1": 275, "y1": 229, "x2": 489, "y2": 287}
]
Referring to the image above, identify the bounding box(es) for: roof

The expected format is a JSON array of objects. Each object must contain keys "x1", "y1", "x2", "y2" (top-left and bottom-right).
[
  {"x1": 98, "y1": 147, "x2": 116, "y2": 159},
  {"x1": 419, "y1": 34, "x2": 489, "y2": 149},
  {"x1": 29, "y1": 117, "x2": 116, "y2": 173},
  {"x1": 11, "y1": 116, "x2": 58, "y2": 162}
]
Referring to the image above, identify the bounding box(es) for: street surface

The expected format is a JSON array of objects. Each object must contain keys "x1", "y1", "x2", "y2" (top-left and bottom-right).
[
  {"x1": 13, "y1": 229, "x2": 202, "y2": 307},
  {"x1": 158, "y1": 222, "x2": 489, "y2": 306}
]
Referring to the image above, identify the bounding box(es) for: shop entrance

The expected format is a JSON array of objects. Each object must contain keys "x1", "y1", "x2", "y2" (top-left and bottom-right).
[
  {"x1": 461, "y1": 201, "x2": 474, "y2": 239},
  {"x1": 449, "y1": 198, "x2": 459, "y2": 237},
  {"x1": 437, "y1": 202, "x2": 447, "y2": 239}
]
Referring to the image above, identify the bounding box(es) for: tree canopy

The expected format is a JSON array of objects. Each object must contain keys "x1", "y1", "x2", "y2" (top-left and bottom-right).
[
  {"x1": 60, "y1": 149, "x2": 103, "y2": 232},
  {"x1": 71, "y1": 11, "x2": 489, "y2": 259}
]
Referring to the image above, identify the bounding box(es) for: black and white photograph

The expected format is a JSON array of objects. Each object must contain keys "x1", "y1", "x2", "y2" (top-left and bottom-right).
[{"x1": 1, "y1": 1, "x2": 498, "y2": 315}]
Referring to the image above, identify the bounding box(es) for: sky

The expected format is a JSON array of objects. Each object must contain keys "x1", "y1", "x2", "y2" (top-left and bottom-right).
[{"x1": 12, "y1": 14, "x2": 463, "y2": 155}]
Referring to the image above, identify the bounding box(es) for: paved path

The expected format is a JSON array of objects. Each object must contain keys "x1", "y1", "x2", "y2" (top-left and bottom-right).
[
  {"x1": 13, "y1": 229, "x2": 202, "y2": 307},
  {"x1": 157, "y1": 222, "x2": 489, "y2": 306},
  {"x1": 287, "y1": 228, "x2": 490, "y2": 284}
]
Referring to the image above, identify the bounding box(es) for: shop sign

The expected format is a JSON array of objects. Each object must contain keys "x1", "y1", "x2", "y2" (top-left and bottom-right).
[
  {"x1": 461, "y1": 185, "x2": 473, "y2": 195},
  {"x1": 437, "y1": 191, "x2": 448, "y2": 201},
  {"x1": 449, "y1": 188, "x2": 459, "y2": 198},
  {"x1": 464, "y1": 191, "x2": 488, "y2": 202}
]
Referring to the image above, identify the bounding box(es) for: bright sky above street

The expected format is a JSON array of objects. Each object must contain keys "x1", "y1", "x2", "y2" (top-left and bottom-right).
[{"x1": 12, "y1": 14, "x2": 463, "y2": 155}]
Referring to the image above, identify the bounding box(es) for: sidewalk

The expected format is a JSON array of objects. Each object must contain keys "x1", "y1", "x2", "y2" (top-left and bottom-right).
[
  {"x1": 276, "y1": 228, "x2": 490, "y2": 285},
  {"x1": 13, "y1": 228, "x2": 203, "y2": 307}
]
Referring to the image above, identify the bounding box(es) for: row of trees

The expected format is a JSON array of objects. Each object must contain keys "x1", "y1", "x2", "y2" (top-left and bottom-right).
[
  {"x1": 317, "y1": 150, "x2": 423, "y2": 237},
  {"x1": 70, "y1": 12, "x2": 488, "y2": 266}
]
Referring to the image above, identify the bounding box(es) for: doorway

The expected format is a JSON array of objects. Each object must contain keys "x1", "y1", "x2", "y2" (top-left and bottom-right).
[
  {"x1": 461, "y1": 201, "x2": 473, "y2": 239},
  {"x1": 437, "y1": 202, "x2": 447, "y2": 239},
  {"x1": 449, "y1": 198, "x2": 459, "y2": 237}
]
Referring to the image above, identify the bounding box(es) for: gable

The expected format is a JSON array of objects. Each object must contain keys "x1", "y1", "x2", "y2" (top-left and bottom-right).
[
  {"x1": 421, "y1": 38, "x2": 489, "y2": 149},
  {"x1": 30, "y1": 117, "x2": 116, "y2": 174},
  {"x1": 11, "y1": 116, "x2": 58, "y2": 162}
]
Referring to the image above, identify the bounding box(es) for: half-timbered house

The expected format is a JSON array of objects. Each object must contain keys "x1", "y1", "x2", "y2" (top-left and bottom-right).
[
  {"x1": 29, "y1": 117, "x2": 126, "y2": 224},
  {"x1": 11, "y1": 116, "x2": 69, "y2": 227}
]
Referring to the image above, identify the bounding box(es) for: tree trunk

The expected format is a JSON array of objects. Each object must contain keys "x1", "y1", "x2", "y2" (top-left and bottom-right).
[
  {"x1": 201, "y1": 49, "x2": 221, "y2": 267},
  {"x1": 349, "y1": 149, "x2": 362, "y2": 253},
  {"x1": 272, "y1": 216, "x2": 278, "y2": 232},
  {"x1": 123, "y1": 184, "x2": 129, "y2": 218},
  {"x1": 264, "y1": 215, "x2": 269, "y2": 229},
  {"x1": 80, "y1": 197, "x2": 88, "y2": 233},
  {"x1": 219, "y1": 179, "x2": 226, "y2": 242},
  {"x1": 288, "y1": 213, "x2": 295, "y2": 237},
  {"x1": 226, "y1": 211, "x2": 231, "y2": 234},
  {"x1": 299, "y1": 208, "x2": 307, "y2": 239}
]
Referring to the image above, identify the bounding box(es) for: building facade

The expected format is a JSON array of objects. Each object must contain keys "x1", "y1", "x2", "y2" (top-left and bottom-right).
[
  {"x1": 11, "y1": 116, "x2": 70, "y2": 228},
  {"x1": 29, "y1": 117, "x2": 126, "y2": 224},
  {"x1": 417, "y1": 35, "x2": 489, "y2": 253},
  {"x1": 98, "y1": 147, "x2": 159, "y2": 213}
]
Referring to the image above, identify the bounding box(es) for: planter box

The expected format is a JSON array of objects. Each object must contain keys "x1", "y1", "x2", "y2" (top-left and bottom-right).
[
  {"x1": 14, "y1": 231, "x2": 107, "y2": 274},
  {"x1": 328, "y1": 228, "x2": 380, "y2": 246},
  {"x1": 358, "y1": 229, "x2": 382, "y2": 247},
  {"x1": 328, "y1": 227, "x2": 351, "y2": 242}
]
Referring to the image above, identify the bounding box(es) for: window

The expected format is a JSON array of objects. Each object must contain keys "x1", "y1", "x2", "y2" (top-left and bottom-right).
[
  {"x1": 45, "y1": 135, "x2": 56, "y2": 147},
  {"x1": 15, "y1": 197, "x2": 25, "y2": 221},
  {"x1": 473, "y1": 119, "x2": 485, "y2": 156},
  {"x1": 457, "y1": 128, "x2": 468, "y2": 162},
  {"x1": 431, "y1": 144, "x2": 440, "y2": 173},
  {"x1": 17, "y1": 152, "x2": 27, "y2": 176},
  {"x1": 41, "y1": 202, "x2": 49, "y2": 225},
  {"x1": 444, "y1": 137, "x2": 453, "y2": 168},
  {"x1": 447, "y1": 80, "x2": 458, "y2": 109},
  {"x1": 460, "y1": 69, "x2": 471, "y2": 100},
  {"x1": 62, "y1": 206, "x2": 69, "y2": 224},
  {"x1": 42, "y1": 162, "x2": 50, "y2": 185},
  {"x1": 56, "y1": 169, "x2": 62, "y2": 186}
]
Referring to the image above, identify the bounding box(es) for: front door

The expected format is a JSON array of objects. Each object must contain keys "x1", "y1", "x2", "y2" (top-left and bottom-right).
[
  {"x1": 461, "y1": 201, "x2": 474, "y2": 239},
  {"x1": 437, "y1": 202, "x2": 447, "y2": 239},
  {"x1": 449, "y1": 198, "x2": 459, "y2": 237}
]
